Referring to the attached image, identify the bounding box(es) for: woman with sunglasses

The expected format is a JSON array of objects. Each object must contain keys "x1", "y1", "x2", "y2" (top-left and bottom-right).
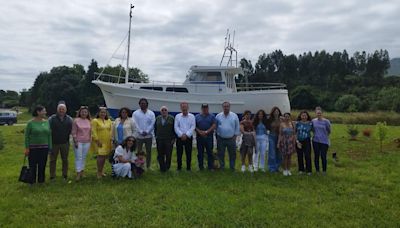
[
  {"x1": 112, "y1": 136, "x2": 137, "y2": 179},
  {"x1": 71, "y1": 106, "x2": 91, "y2": 181},
  {"x1": 91, "y1": 107, "x2": 113, "y2": 179}
]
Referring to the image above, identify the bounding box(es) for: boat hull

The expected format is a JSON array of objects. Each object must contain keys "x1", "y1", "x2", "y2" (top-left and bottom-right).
[{"x1": 93, "y1": 80, "x2": 291, "y2": 117}]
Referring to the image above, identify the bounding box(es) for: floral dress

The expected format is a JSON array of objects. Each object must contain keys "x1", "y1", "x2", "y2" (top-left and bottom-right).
[{"x1": 279, "y1": 125, "x2": 296, "y2": 155}]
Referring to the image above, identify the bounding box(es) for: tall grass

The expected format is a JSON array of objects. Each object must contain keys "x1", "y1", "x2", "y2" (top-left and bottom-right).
[{"x1": 292, "y1": 110, "x2": 400, "y2": 125}]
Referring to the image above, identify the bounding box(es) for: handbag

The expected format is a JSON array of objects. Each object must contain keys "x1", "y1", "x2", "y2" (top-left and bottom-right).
[{"x1": 18, "y1": 156, "x2": 32, "y2": 183}]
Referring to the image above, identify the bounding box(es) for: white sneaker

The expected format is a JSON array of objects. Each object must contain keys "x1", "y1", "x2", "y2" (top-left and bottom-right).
[
  {"x1": 249, "y1": 165, "x2": 254, "y2": 173},
  {"x1": 288, "y1": 170, "x2": 292, "y2": 176},
  {"x1": 241, "y1": 165, "x2": 246, "y2": 172},
  {"x1": 253, "y1": 166, "x2": 258, "y2": 172},
  {"x1": 260, "y1": 168, "x2": 266, "y2": 172},
  {"x1": 283, "y1": 170, "x2": 288, "y2": 176}
]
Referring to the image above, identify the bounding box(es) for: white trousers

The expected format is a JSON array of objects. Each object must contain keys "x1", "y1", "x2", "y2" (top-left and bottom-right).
[
  {"x1": 113, "y1": 163, "x2": 132, "y2": 178},
  {"x1": 253, "y1": 134, "x2": 268, "y2": 169},
  {"x1": 74, "y1": 142, "x2": 90, "y2": 172}
]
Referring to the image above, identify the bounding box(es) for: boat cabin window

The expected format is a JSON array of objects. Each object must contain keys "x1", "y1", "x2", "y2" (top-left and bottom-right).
[
  {"x1": 166, "y1": 87, "x2": 188, "y2": 93},
  {"x1": 140, "y1": 87, "x2": 163, "y2": 91},
  {"x1": 190, "y1": 71, "x2": 222, "y2": 82}
]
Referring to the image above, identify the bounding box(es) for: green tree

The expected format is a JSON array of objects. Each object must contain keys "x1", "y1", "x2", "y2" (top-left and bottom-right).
[
  {"x1": 290, "y1": 86, "x2": 318, "y2": 109},
  {"x1": 238, "y1": 58, "x2": 254, "y2": 84},
  {"x1": 373, "y1": 87, "x2": 400, "y2": 112},
  {"x1": 0, "y1": 90, "x2": 20, "y2": 108},
  {"x1": 335, "y1": 95, "x2": 361, "y2": 112},
  {"x1": 129, "y1": 67, "x2": 149, "y2": 83},
  {"x1": 363, "y1": 49, "x2": 390, "y2": 86},
  {"x1": 375, "y1": 122, "x2": 388, "y2": 153},
  {"x1": 19, "y1": 89, "x2": 31, "y2": 107},
  {"x1": 29, "y1": 66, "x2": 83, "y2": 115},
  {"x1": 80, "y1": 59, "x2": 105, "y2": 113}
]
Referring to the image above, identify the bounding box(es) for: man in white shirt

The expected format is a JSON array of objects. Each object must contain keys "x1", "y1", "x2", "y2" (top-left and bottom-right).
[
  {"x1": 174, "y1": 102, "x2": 195, "y2": 171},
  {"x1": 133, "y1": 98, "x2": 155, "y2": 169}
]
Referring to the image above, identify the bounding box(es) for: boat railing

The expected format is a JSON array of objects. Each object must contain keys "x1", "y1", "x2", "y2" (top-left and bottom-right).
[
  {"x1": 94, "y1": 72, "x2": 182, "y2": 85},
  {"x1": 94, "y1": 72, "x2": 142, "y2": 83},
  {"x1": 94, "y1": 72, "x2": 287, "y2": 91},
  {"x1": 236, "y1": 82, "x2": 287, "y2": 91}
]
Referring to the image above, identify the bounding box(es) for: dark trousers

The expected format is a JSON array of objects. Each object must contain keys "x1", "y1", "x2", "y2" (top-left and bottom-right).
[
  {"x1": 312, "y1": 141, "x2": 329, "y2": 172},
  {"x1": 296, "y1": 139, "x2": 312, "y2": 173},
  {"x1": 50, "y1": 143, "x2": 69, "y2": 178},
  {"x1": 176, "y1": 137, "x2": 193, "y2": 170},
  {"x1": 28, "y1": 147, "x2": 48, "y2": 183},
  {"x1": 217, "y1": 136, "x2": 236, "y2": 170},
  {"x1": 156, "y1": 139, "x2": 173, "y2": 172},
  {"x1": 137, "y1": 137, "x2": 153, "y2": 168},
  {"x1": 196, "y1": 136, "x2": 214, "y2": 170}
]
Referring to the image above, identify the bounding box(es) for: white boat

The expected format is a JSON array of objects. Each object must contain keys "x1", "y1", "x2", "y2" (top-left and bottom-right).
[{"x1": 92, "y1": 5, "x2": 290, "y2": 118}]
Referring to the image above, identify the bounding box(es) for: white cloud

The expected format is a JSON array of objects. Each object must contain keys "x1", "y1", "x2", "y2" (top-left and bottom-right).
[{"x1": 0, "y1": 0, "x2": 399, "y2": 91}]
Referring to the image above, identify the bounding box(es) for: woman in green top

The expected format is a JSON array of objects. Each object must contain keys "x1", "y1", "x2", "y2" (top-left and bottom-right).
[{"x1": 24, "y1": 105, "x2": 52, "y2": 184}]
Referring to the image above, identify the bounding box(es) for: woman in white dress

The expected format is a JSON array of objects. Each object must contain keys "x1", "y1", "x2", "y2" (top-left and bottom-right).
[{"x1": 112, "y1": 136, "x2": 137, "y2": 179}]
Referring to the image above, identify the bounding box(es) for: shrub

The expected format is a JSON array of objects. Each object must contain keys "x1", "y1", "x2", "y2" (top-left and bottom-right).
[
  {"x1": 347, "y1": 125, "x2": 359, "y2": 140},
  {"x1": 335, "y1": 95, "x2": 362, "y2": 112},
  {"x1": 317, "y1": 92, "x2": 338, "y2": 111},
  {"x1": 375, "y1": 122, "x2": 388, "y2": 153},
  {"x1": 291, "y1": 110, "x2": 400, "y2": 126},
  {"x1": 290, "y1": 86, "x2": 318, "y2": 109},
  {"x1": 373, "y1": 87, "x2": 400, "y2": 112}
]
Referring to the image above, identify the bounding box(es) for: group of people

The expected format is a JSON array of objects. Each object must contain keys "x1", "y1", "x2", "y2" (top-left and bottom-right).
[{"x1": 24, "y1": 98, "x2": 331, "y2": 184}]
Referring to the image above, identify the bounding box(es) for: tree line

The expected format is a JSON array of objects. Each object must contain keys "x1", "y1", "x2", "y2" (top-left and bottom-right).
[
  {"x1": 18, "y1": 59, "x2": 148, "y2": 116},
  {"x1": 1, "y1": 50, "x2": 399, "y2": 114},
  {"x1": 239, "y1": 49, "x2": 400, "y2": 112}
]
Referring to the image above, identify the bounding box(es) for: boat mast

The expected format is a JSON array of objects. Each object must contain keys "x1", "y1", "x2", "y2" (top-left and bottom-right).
[{"x1": 125, "y1": 4, "x2": 134, "y2": 84}]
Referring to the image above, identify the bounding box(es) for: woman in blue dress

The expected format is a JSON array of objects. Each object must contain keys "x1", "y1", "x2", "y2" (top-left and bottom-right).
[{"x1": 266, "y1": 107, "x2": 282, "y2": 172}]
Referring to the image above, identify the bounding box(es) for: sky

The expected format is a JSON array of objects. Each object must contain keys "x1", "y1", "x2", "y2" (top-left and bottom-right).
[{"x1": 0, "y1": 0, "x2": 399, "y2": 92}]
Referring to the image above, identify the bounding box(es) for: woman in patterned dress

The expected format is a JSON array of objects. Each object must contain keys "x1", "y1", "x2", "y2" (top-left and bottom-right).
[{"x1": 278, "y1": 113, "x2": 297, "y2": 176}]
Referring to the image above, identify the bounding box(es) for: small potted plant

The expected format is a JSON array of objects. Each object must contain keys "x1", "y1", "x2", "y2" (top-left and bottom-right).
[{"x1": 347, "y1": 125, "x2": 359, "y2": 140}]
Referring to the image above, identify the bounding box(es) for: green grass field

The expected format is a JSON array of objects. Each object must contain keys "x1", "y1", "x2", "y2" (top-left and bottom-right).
[{"x1": 0, "y1": 123, "x2": 399, "y2": 227}]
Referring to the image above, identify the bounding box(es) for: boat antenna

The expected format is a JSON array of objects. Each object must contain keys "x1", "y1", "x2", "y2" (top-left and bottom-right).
[
  {"x1": 223, "y1": 29, "x2": 229, "y2": 49},
  {"x1": 125, "y1": 3, "x2": 134, "y2": 84},
  {"x1": 220, "y1": 29, "x2": 238, "y2": 67}
]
